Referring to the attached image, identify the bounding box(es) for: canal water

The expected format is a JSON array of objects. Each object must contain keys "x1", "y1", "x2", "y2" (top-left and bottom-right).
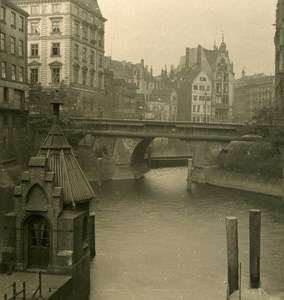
[{"x1": 90, "y1": 167, "x2": 284, "y2": 300}]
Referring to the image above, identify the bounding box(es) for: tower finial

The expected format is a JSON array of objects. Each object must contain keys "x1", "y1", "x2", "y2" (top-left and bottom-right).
[{"x1": 222, "y1": 31, "x2": 224, "y2": 43}]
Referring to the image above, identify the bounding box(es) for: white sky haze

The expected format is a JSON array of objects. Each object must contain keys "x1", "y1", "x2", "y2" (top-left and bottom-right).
[{"x1": 99, "y1": 0, "x2": 276, "y2": 78}]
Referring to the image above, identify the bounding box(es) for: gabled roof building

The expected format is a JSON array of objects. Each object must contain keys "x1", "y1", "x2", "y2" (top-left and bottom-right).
[{"x1": 176, "y1": 38, "x2": 235, "y2": 122}]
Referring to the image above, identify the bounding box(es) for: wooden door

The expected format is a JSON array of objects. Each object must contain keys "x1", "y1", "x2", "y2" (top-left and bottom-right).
[{"x1": 28, "y1": 216, "x2": 49, "y2": 268}]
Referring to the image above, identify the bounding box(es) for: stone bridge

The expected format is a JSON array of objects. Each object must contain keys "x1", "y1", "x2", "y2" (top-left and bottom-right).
[{"x1": 34, "y1": 118, "x2": 278, "y2": 180}]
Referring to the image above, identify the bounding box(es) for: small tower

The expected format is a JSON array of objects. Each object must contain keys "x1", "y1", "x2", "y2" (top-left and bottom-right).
[
  {"x1": 219, "y1": 32, "x2": 227, "y2": 52},
  {"x1": 242, "y1": 67, "x2": 246, "y2": 79},
  {"x1": 1, "y1": 93, "x2": 96, "y2": 300}
]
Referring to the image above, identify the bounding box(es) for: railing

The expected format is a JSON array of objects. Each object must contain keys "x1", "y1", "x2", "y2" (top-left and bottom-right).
[{"x1": 1, "y1": 272, "x2": 42, "y2": 300}]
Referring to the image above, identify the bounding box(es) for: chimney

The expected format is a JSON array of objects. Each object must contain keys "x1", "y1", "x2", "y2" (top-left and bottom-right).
[
  {"x1": 197, "y1": 45, "x2": 202, "y2": 67},
  {"x1": 141, "y1": 59, "x2": 144, "y2": 68},
  {"x1": 150, "y1": 66, "x2": 153, "y2": 77},
  {"x1": 185, "y1": 47, "x2": 190, "y2": 69}
]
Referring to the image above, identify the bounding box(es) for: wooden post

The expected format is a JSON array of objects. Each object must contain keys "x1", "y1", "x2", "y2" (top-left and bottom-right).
[
  {"x1": 39, "y1": 271, "x2": 42, "y2": 298},
  {"x1": 187, "y1": 158, "x2": 193, "y2": 191},
  {"x1": 226, "y1": 216, "x2": 239, "y2": 294},
  {"x1": 249, "y1": 209, "x2": 261, "y2": 288}
]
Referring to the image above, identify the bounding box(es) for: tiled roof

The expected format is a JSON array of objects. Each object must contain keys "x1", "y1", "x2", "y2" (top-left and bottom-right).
[{"x1": 38, "y1": 118, "x2": 96, "y2": 206}]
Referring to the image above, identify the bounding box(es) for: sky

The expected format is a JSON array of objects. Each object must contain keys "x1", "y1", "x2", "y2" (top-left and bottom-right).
[{"x1": 99, "y1": 0, "x2": 277, "y2": 78}]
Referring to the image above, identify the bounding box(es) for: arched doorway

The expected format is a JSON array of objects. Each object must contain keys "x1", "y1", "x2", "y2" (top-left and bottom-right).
[{"x1": 27, "y1": 215, "x2": 49, "y2": 268}]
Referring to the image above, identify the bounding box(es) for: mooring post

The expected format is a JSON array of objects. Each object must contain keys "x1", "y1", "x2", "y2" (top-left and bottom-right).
[
  {"x1": 187, "y1": 158, "x2": 193, "y2": 191},
  {"x1": 226, "y1": 216, "x2": 239, "y2": 295},
  {"x1": 249, "y1": 209, "x2": 261, "y2": 288}
]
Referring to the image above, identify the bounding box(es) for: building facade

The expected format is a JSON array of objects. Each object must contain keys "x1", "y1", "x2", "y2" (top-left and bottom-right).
[
  {"x1": 275, "y1": 0, "x2": 284, "y2": 106},
  {"x1": 233, "y1": 70, "x2": 275, "y2": 122},
  {"x1": 104, "y1": 57, "x2": 159, "y2": 118},
  {"x1": 0, "y1": 0, "x2": 29, "y2": 165},
  {"x1": 176, "y1": 39, "x2": 235, "y2": 122},
  {"x1": 12, "y1": 0, "x2": 106, "y2": 116}
]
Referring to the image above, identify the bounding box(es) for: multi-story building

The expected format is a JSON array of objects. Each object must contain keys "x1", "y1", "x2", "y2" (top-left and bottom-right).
[
  {"x1": 12, "y1": 0, "x2": 106, "y2": 116},
  {"x1": 104, "y1": 57, "x2": 159, "y2": 118},
  {"x1": 176, "y1": 38, "x2": 235, "y2": 122},
  {"x1": 0, "y1": 0, "x2": 29, "y2": 165},
  {"x1": 233, "y1": 70, "x2": 275, "y2": 122},
  {"x1": 275, "y1": 0, "x2": 284, "y2": 106}
]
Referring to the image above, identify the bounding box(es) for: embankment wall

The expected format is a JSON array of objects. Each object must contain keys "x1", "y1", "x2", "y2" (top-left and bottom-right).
[{"x1": 193, "y1": 166, "x2": 282, "y2": 198}]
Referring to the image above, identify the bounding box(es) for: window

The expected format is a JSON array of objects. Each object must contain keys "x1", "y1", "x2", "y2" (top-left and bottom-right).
[
  {"x1": 0, "y1": 33, "x2": 5, "y2": 51},
  {"x1": 82, "y1": 70, "x2": 87, "y2": 85},
  {"x1": 216, "y1": 96, "x2": 222, "y2": 104},
  {"x1": 199, "y1": 96, "x2": 204, "y2": 101},
  {"x1": 74, "y1": 23, "x2": 79, "y2": 35},
  {"x1": 199, "y1": 85, "x2": 205, "y2": 91},
  {"x1": 82, "y1": 26, "x2": 87, "y2": 39},
  {"x1": 216, "y1": 83, "x2": 222, "y2": 93},
  {"x1": 3, "y1": 87, "x2": 8, "y2": 102},
  {"x1": 11, "y1": 12, "x2": 16, "y2": 27},
  {"x1": 30, "y1": 68, "x2": 39, "y2": 83},
  {"x1": 74, "y1": 6, "x2": 79, "y2": 16},
  {"x1": 3, "y1": 137, "x2": 7, "y2": 150},
  {"x1": 19, "y1": 16, "x2": 24, "y2": 30},
  {"x1": 90, "y1": 72, "x2": 95, "y2": 87},
  {"x1": 52, "y1": 4, "x2": 60, "y2": 13},
  {"x1": 1, "y1": 62, "x2": 6, "y2": 78},
  {"x1": 31, "y1": 44, "x2": 39, "y2": 56},
  {"x1": 19, "y1": 67, "x2": 24, "y2": 82},
  {"x1": 223, "y1": 96, "x2": 229, "y2": 105},
  {"x1": 98, "y1": 35, "x2": 103, "y2": 47},
  {"x1": 206, "y1": 86, "x2": 211, "y2": 91},
  {"x1": 11, "y1": 65, "x2": 16, "y2": 80},
  {"x1": 90, "y1": 16, "x2": 95, "y2": 24},
  {"x1": 90, "y1": 50, "x2": 94, "y2": 64},
  {"x1": 74, "y1": 44, "x2": 79, "y2": 58},
  {"x1": 73, "y1": 69, "x2": 79, "y2": 83},
  {"x1": 31, "y1": 22, "x2": 39, "y2": 34},
  {"x1": 51, "y1": 43, "x2": 60, "y2": 56},
  {"x1": 19, "y1": 40, "x2": 23, "y2": 56},
  {"x1": 31, "y1": 5, "x2": 39, "y2": 15},
  {"x1": 82, "y1": 11, "x2": 87, "y2": 21},
  {"x1": 51, "y1": 67, "x2": 60, "y2": 83},
  {"x1": 216, "y1": 73, "x2": 222, "y2": 81},
  {"x1": 193, "y1": 95, "x2": 197, "y2": 101},
  {"x1": 52, "y1": 20, "x2": 61, "y2": 33},
  {"x1": 82, "y1": 47, "x2": 87, "y2": 61},
  {"x1": 193, "y1": 105, "x2": 196, "y2": 112},
  {"x1": 197, "y1": 105, "x2": 200, "y2": 112},
  {"x1": 223, "y1": 84, "x2": 228, "y2": 93},
  {"x1": 90, "y1": 30, "x2": 95, "y2": 43},
  {"x1": 224, "y1": 73, "x2": 229, "y2": 82},
  {"x1": 99, "y1": 54, "x2": 103, "y2": 67},
  {"x1": 193, "y1": 85, "x2": 198, "y2": 90},
  {"x1": 200, "y1": 77, "x2": 206, "y2": 81},
  {"x1": 10, "y1": 37, "x2": 16, "y2": 54},
  {"x1": 0, "y1": 7, "x2": 5, "y2": 22}
]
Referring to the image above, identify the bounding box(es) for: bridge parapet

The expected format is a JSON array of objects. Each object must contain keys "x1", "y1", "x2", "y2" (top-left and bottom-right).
[{"x1": 67, "y1": 118, "x2": 248, "y2": 141}]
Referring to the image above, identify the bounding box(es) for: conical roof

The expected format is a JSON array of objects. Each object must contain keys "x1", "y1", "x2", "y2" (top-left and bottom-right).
[{"x1": 37, "y1": 117, "x2": 96, "y2": 206}]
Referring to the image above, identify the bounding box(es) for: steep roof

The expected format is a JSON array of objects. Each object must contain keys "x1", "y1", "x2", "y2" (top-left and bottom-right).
[
  {"x1": 37, "y1": 118, "x2": 96, "y2": 206},
  {"x1": 110, "y1": 60, "x2": 134, "y2": 79}
]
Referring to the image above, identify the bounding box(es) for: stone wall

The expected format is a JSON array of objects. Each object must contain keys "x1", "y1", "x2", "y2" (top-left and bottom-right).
[{"x1": 193, "y1": 165, "x2": 282, "y2": 198}]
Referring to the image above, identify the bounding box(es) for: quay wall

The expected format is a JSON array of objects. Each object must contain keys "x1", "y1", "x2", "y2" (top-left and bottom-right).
[{"x1": 193, "y1": 165, "x2": 282, "y2": 198}]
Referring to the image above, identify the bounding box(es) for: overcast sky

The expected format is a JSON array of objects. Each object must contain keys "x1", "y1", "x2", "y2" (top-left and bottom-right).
[{"x1": 99, "y1": 0, "x2": 276, "y2": 78}]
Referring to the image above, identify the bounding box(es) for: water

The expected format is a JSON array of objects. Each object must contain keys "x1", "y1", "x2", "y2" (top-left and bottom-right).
[{"x1": 90, "y1": 167, "x2": 284, "y2": 300}]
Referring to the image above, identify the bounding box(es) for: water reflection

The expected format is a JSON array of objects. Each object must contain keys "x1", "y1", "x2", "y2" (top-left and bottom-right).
[{"x1": 90, "y1": 167, "x2": 284, "y2": 299}]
